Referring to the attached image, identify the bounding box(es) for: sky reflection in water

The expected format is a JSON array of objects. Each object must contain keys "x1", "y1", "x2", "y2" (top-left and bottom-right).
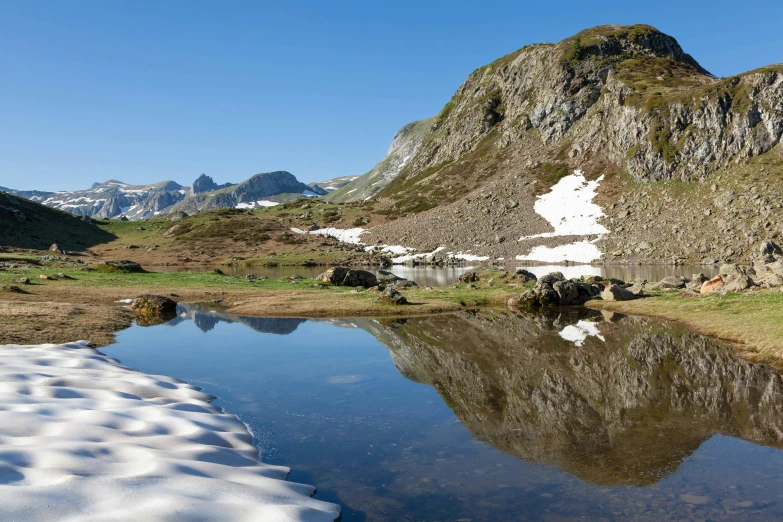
[{"x1": 104, "y1": 306, "x2": 783, "y2": 521}]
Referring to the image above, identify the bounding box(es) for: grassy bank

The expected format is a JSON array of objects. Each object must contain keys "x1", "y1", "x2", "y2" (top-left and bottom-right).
[
  {"x1": 0, "y1": 266, "x2": 527, "y2": 346},
  {"x1": 587, "y1": 290, "x2": 783, "y2": 366}
]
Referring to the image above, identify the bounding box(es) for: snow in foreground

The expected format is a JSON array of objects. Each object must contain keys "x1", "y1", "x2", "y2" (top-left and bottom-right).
[
  {"x1": 517, "y1": 170, "x2": 608, "y2": 263},
  {"x1": 0, "y1": 342, "x2": 340, "y2": 522}
]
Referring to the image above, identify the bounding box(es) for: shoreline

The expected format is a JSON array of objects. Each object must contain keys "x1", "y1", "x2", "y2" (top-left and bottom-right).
[
  {"x1": 2, "y1": 262, "x2": 781, "y2": 366},
  {"x1": 586, "y1": 290, "x2": 783, "y2": 367},
  {"x1": 0, "y1": 340, "x2": 341, "y2": 521}
]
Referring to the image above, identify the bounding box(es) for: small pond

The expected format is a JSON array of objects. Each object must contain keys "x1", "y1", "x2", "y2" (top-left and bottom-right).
[{"x1": 103, "y1": 306, "x2": 783, "y2": 521}]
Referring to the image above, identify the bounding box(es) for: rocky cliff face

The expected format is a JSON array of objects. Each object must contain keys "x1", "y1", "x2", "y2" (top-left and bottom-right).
[
  {"x1": 324, "y1": 117, "x2": 435, "y2": 203},
  {"x1": 362, "y1": 25, "x2": 783, "y2": 265},
  {"x1": 353, "y1": 311, "x2": 783, "y2": 486},
  {"x1": 192, "y1": 174, "x2": 233, "y2": 194}
]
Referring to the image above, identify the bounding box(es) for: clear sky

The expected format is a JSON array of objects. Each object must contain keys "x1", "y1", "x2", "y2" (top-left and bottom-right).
[{"x1": 1, "y1": 0, "x2": 781, "y2": 191}]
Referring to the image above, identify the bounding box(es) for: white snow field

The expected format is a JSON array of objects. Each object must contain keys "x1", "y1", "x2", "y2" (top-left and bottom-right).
[
  {"x1": 517, "y1": 170, "x2": 608, "y2": 263},
  {"x1": 0, "y1": 341, "x2": 340, "y2": 522}
]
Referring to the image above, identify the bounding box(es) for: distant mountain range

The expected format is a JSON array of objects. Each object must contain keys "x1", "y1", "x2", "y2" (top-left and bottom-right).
[{"x1": 0, "y1": 171, "x2": 330, "y2": 220}]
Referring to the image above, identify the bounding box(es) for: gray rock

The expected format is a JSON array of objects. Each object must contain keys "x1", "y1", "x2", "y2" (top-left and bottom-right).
[
  {"x1": 601, "y1": 284, "x2": 638, "y2": 301},
  {"x1": 12, "y1": 277, "x2": 30, "y2": 284},
  {"x1": 513, "y1": 269, "x2": 537, "y2": 283},
  {"x1": 459, "y1": 271, "x2": 479, "y2": 283},
  {"x1": 318, "y1": 267, "x2": 350, "y2": 285},
  {"x1": 656, "y1": 275, "x2": 687, "y2": 289},
  {"x1": 719, "y1": 264, "x2": 755, "y2": 292},
  {"x1": 553, "y1": 280, "x2": 579, "y2": 305},
  {"x1": 380, "y1": 287, "x2": 408, "y2": 305},
  {"x1": 342, "y1": 269, "x2": 378, "y2": 288}
]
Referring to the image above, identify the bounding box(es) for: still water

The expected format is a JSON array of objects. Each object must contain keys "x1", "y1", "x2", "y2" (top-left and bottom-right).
[
  {"x1": 156, "y1": 264, "x2": 719, "y2": 288},
  {"x1": 104, "y1": 307, "x2": 783, "y2": 521}
]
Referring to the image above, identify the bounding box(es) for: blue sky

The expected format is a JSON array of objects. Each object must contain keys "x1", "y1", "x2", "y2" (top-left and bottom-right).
[{"x1": 1, "y1": 1, "x2": 781, "y2": 191}]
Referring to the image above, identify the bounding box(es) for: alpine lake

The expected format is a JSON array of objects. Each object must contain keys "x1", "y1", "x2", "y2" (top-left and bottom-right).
[{"x1": 103, "y1": 265, "x2": 783, "y2": 521}]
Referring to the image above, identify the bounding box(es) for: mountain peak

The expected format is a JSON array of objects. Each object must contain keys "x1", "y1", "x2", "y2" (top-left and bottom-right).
[{"x1": 562, "y1": 24, "x2": 709, "y2": 74}]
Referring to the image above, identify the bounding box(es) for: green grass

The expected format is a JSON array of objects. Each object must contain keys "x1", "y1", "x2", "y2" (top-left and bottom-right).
[{"x1": 589, "y1": 290, "x2": 783, "y2": 365}]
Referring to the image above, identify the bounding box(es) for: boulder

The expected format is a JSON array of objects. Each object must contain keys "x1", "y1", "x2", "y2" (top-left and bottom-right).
[
  {"x1": 318, "y1": 267, "x2": 350, "y2": 285},
  {"x1": 537, "y1": 272, "x2": 565, "y2": 287},
  {"x1": 342, "y1": 269, "x2": 378, "y2": 288},
  {"x1": 12, "y1": 277, "x2": 30, "y2": 285},
  {"x1": 512, "y1": 269, "x2": 537, "y2": 283},
  {"x1": 688, "y1": 273, "x2": 708, "y2": 290},
  {"x1": 701, "y1": 275, "x2": 725, "y2": 294},
  {"x1": 600, "y1": 284, "x2": 638, "y2": 301},
  {"x1": 552, "y1": 280, "x2": 579, "y2": 305},
  {"x1": 380, "y1": 287, "x2": 407, "y2": 305},
  {"x1": 131, "y1": 294, "x2": 177, "y2": 318},
  {"x1": 656, "y1": 275, "x2": 687, "y2": 289},
  {"x1": 719, "y1": 264, "x2": 755, "y2": 292},
  {"x1": 459, "y1": 271, "x2": 479, "y2": 283},
  {"x1": 627, "y1": 283, "x2": 645, "y2": 297},
  {"x1": 376, "y1": 270, "x2": 403, "y2": 284},
  {"x1": 759, "y1": 239, "x2": 782, "y2": 261},
  {"x1": 49, "y1": 243, "x2": 65, "y2": 254},
  {"x1": 100, "y1": 260, "x2": 143, "y2": 273},
  {"x1": 0, "y1": 285, "x2": 25, "y2": 294},
  {"x1": 388, "y1": 279, "x2": 418, "y2": 289}
]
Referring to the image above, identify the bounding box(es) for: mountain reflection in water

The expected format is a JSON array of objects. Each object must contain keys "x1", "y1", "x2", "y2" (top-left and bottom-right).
[{"x1": 171, "y1": 304, "x2": 783, "y2": 488}]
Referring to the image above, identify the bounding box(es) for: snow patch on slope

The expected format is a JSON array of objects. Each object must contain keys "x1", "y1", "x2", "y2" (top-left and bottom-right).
[
  {"x1": 0, "y1": 341, "x2": 340, "y2": 522},
  {"x1": 517, "y1": 170, "x2": 608, "y2": 263},
  {"x1": 236, "y1": 200, "x2": 279, "y2": 209}
]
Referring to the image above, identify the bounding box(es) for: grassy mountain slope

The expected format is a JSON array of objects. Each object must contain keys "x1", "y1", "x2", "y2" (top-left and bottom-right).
[{"x1": 0, "y1": 192, "x2": 116, "y2": 251}]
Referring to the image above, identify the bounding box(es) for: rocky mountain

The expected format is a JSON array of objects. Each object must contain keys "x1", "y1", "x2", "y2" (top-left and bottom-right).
[
  {"x1": 307, "y1": 176, "x2": 359, "y2": 193},
  {"x1": 2, "y1": 171, "x2": 323, "y2": 220},
  {"x1": 170, "y1": 171, "x2": 326, "y2": 213},
  {"x1": 356, "y1": 25, "x2": 783, "y2": 265},
  {"x1": 324, "y1": 117, "x2": 435, "y2": 203},
  {"x1": 1, "y1": 180, "x2": 192, "y2": 220},
  {"x1": 192, "y1": 174, "x2": 233, "y2": 194}
]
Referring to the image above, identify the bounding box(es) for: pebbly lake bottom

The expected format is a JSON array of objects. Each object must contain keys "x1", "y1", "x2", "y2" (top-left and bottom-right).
[{"x1": 103, "y1": 306, "x2": 783, "y2": 521}]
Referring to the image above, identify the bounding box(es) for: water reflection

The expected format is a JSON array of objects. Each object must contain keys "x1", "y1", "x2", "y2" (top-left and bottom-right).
[
  {"x1": 109, "y1": 305, "x2": 783, "y2": 520},
  {"x1": 354, "y1": 310, "x2": 783, "y2": 487}
]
